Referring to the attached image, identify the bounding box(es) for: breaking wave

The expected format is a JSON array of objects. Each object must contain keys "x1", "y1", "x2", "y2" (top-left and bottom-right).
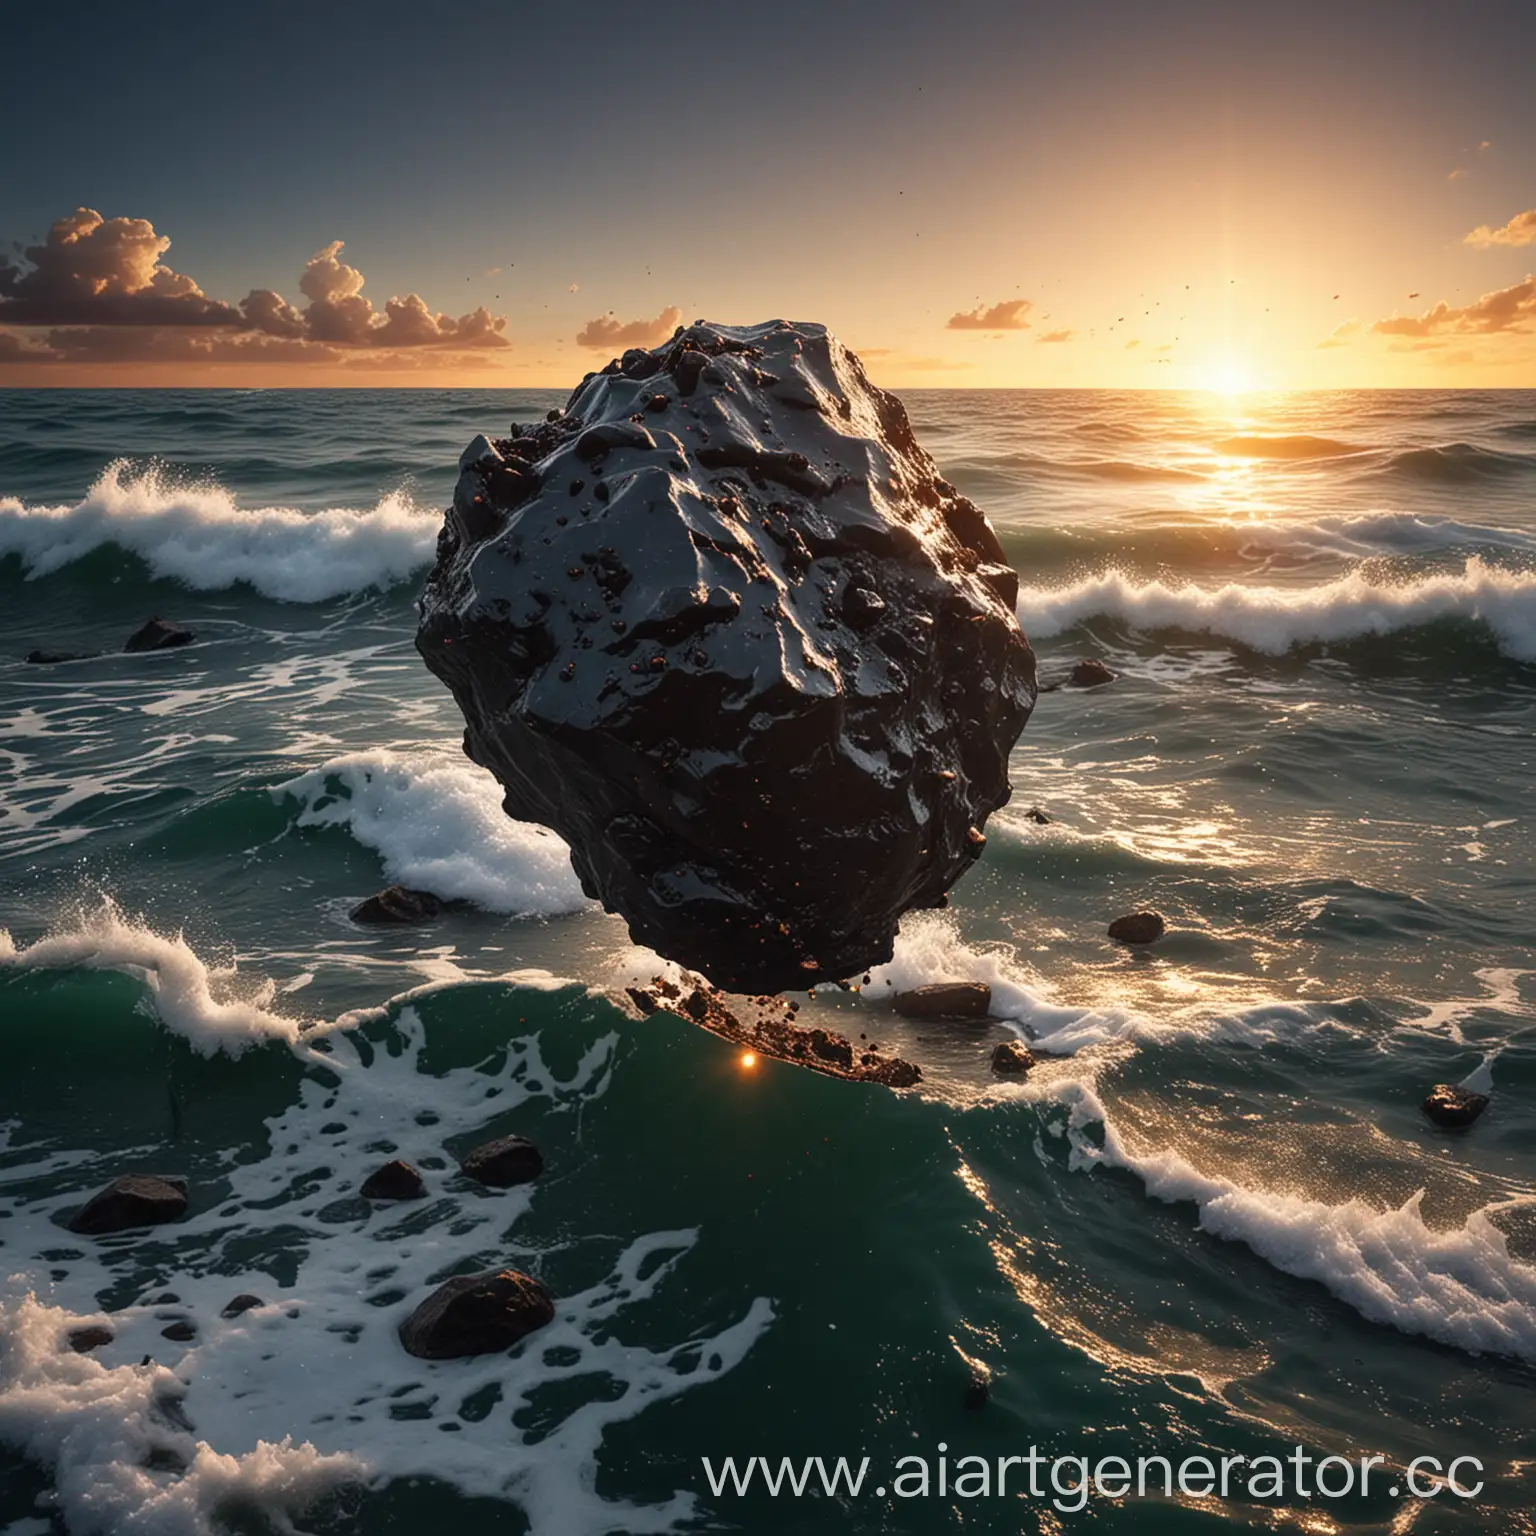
[{"x1": 0, "y1": 462, "x2": 438, "y2": 602}]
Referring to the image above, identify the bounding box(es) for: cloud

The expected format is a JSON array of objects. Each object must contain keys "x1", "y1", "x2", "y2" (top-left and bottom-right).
[
  {"x1": 1315, "y1": 317, "x2": 1361, "y2": 349},
  {"x1": 1464, "y1": 208, "x2": 1536, "y2": 249},
  {"x1": 1371, "y1": 277, "x2": 1536, "y2": 338},
  {"x1": 1036, "y1": 328, "x2": 1075, "y2": 343},
  {"x1": 0, "y1": 208, "x2": 242, "y2": 326},
  {"x1": 575, "y1": 306, "x2": 683, "y2": 350},
  {"x1": 0, "y1": 212, "x2": 511, "y2": 367},
  {"x1": 946, "y1": 299, "x2": 1031, "y2": 331},
  {"x1": 1448, "y1": 168, "x2": 1467, "y2": 181},
  {"x1": 1124, "y1": 338, "x2": 1140, "y2": 349}
]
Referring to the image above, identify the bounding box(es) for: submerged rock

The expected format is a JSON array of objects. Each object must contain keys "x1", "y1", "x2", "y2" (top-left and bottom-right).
[
  {"x1": 25, "y1": 649, "x2": 94, "y2": 665},
  {"x1": 990, "y1": 1040, "x2": 1035, "y2": 1074},
  {"x1": 350, "y1": 886, "x2": 442, "y2": 925},
  {"x1": 124, "y1": 618, "x2": 193, "y2": 653},
  {"x1": 460, "y1": 1135, "x2": 543, "y2": 1188},
  {"x1": 894, "y1": 982, "x2": 993, "y2": 1019},
  {"x1": 220, "y1": 1294, "x2": 264, "y2": 1319},
  {"x1": 68, "y1": 1326, "x2": 114, "y2": 1353},
  {"x1": 1422, "y1": 1084, "x2": 1489, "y2": 1128},
  {"x1": 67, "y1": 1174, "x2": 188, "y2": 1235},
  {"x1": 398, "y1": 1269, "x2": 555, "y2": 1359},
  {"x1": 1067, "y1": 658, "x2": 1115, "y2": 688},
  {"x1": 417, "y1": 320, "x2": 1036, "y2": 992},
  {"x1": 1108, "y1": 911, "x2": 1166, "y2": 945},
  {"x1": 360, "y1": 1159, "x2": 426, "y2": 1200}
]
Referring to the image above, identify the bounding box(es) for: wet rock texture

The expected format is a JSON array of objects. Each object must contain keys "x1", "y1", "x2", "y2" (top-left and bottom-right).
[
  {"x1": 418, "y1": 320, "x2": 1036, "y2": 991},
  {"x1": 398, "y1": 1269, "x2": 555, "y2": 1360},
  {"x1": 67, "y1": 1173, "x2": 188, "y2": 1235}
]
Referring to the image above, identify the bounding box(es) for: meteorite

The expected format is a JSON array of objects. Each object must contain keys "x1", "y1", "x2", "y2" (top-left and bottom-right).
[{"x1": 417, "y1": 320, "x2": 1036, "y2": 991}]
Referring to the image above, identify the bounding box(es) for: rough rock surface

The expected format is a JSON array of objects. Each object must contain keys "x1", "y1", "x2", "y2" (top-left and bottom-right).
[
  {"x1": 893, "y1": 982, "x2": 993, "y2": 1019},
  {"x1": 1108, "y1": 911, "x2": 1166, "y2": 945},
  {"x1": 459, "y1": 1135, "x2": 543, "y2": 1188},
  {"x1": 67, "y1": 1174, "x2": 188, "y2": 1235},
  {"x1": 124, "y1": 618, "x2": 193, "y2": 653},
  {"x1": 990, "y1": 1039, "x2": 1036, "y2": 1074},
  {"x1": 350, "y1": 886, "x2": 442, "y2": 924},
  {"x1": 398, "y1": 1269, "x2": 555, "y2": 1359},
  {"x1": 360, "y1": 1159, "x2": 426, "y2": 1200},
  {"x1": 417, "y1": 320, "x2": 1036, "y2": 991},
  {"x1": 1067, "y1": 659, "x2": 1115, "y2": 688},
  {"x1": 68, "y1": 1326, "x2": 114, "y2": 1353},
  {"x1": 626, "y1": 974, "x2": 922, "y2": 1088},
  {"x1": 1422, "y1": 1084, "x2": 1489, "y2": 1128}
]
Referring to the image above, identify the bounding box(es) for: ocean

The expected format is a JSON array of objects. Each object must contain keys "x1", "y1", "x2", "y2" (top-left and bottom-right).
[{"x1": 0, "y1": 385, "x2": 1533, "y2": 1534}]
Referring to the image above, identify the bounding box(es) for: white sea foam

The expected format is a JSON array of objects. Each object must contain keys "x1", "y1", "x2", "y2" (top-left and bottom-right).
[
  {"x1": 272, "y1": 750, "x2": 590, "y2": 917},
  {"x1": 0, "y1": 1005, "x2": 772, "y2": 1536},
  {"x1": 1016, "y1": 556, "x2": 1536, "y2": 659},
  {"x1": 0, "y1": 463, "x2": 437, "y2": 602},
  {"x1": 1043, "y1": 1074, "x2": 1536, "y2": 1361},
  {"x1": 0, "y1": 901, "x2": 302, "y2": 1056}
]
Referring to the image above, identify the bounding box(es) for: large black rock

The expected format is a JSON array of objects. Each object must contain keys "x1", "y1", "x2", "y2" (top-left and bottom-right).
[{"x1": 417, "y1": 320, "x2": 1036, "y2": 991}]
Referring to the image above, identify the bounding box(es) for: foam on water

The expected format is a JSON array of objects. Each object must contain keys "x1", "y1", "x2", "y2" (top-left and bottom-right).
[
  {"x1": 272, "y1": 750, "x2": 590, "y2": 918},
  {"x1": 0, "y1": 901, "x2": 301, "y2": 1056},
  {"x1": 0, "y1": 463, "x2": 437, "y2": 603},
  {"x1": 1044, "y1": 1073, "x2": 1536, "y2": 1362},
  {"x1": 0, "y1": 1003, "x2": 773, "y2": 1536},
  {"x1": 1017, "y1": 556, "x2": 1536, "y2": 658}
]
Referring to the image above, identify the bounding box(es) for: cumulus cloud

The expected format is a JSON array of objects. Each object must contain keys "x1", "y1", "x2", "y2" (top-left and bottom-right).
[
  {"x1": 0, "y1": 211, "x2": 510, "y2": 367},
  {"x1": 576, "y1": 306, "x2": 684, "y2": 350},
  {"x1": 1035, "y1": 328, "x2": 1075, "y2": 343},
  {"x1": 1315, "y1": 317, "x2": 1361, "y2": 349},
  {"x1": 1371, "y1": 277, "x2": 1536, "y2": 338},
  {"x1": 0, "y1": 208, "x2": 241, "y2": 326},
  {"x1": 946, "y1": 299, "x2": 1031, "y2": 331},
  {"x1": 1464, "y1": 208, "x2": 1536, "y2": 249}
]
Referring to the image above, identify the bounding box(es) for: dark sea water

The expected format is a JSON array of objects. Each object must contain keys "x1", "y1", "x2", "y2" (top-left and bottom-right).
[{"x1": 1, "y1": 387, "x2": 1534, "y2": 1534}]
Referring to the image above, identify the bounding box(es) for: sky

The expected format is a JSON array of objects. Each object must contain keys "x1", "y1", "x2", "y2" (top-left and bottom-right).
[{"x1": 1, "y1": 0, "x2": 1533, "y2": 389}]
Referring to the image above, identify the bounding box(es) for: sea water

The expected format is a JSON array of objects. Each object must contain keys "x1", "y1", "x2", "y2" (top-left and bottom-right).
[{"x1": 0, "y1": 386, "x2": 1533, "y2": 1533}]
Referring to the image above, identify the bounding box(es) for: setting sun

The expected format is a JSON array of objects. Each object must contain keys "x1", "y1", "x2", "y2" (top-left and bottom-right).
[{"x1": 1202, "y1": 361, "x2": 1260, "y2": 396}]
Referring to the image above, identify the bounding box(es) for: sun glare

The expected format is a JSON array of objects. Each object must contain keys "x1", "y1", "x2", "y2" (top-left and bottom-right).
[
  {"x1": 739, "y1": 1051, "x2": 758, "y2": 1070},
  {"x1": 1203, "y1": 361, "x2": 1258, "y2": 396}
]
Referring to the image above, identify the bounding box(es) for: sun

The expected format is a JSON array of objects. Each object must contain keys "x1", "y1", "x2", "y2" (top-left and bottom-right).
[{"x1": 1202, "y1": 360, "x2": 1258, "y2": 396}]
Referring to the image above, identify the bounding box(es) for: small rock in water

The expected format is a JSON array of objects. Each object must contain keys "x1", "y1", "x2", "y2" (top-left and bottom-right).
[
  {"x1": 360, "y1": 1159, "x2": 426, "y2": 1201},
  {"x1": 460, "y1": 1135, "x2": 544, "y2": 1188},
  {"x1": 1422, "y1": 1084, "x2": 1489, "y2": 1129},
  {"x1": 893, "y1": 982, "x2": 993, "y2": 1019},
  {"x1": 160, "y1": 1320, "x2": 197, "y2": 1343},
  {"x1": 1023, "y1": 806, "x2": 1052, "y2": 824},
  {"x1": 68, "y1": 1326, "x2": 114, "y2": 1353},
  {"x1": 67, "y1": 1174, "x2": 188, "y2": 1235},
  {"x1": 990, "y1": 1040, "x2": 1035, "y2": 1074},
  {"x1": 350, "y1": 886, "x2": 443, "y2": 925},
  {"x1": 398, "y1": 1269, "x2": 555, "y2": 1359},
  {"x1": 1067, "y1": 658, "x2": 1116, "y2": 688},
  {"x1": 1108, "y1": 911, "x2": 1166, "y2": 945},
  {"x1": 220, "y1": 1294, "x2": 264, "y2": 1319},
  {"x1": 123, "y1": 617, "x2": 194, "y2": 653},
  {"x1": 25, "y1": 649, "x2": 94, "y2": 665}
]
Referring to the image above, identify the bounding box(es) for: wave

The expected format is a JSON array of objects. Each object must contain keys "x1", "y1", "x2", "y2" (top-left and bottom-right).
[
  {"x1": 1056, "y1": 1076, "x2": 1536, "y2": 1361},
  {"x1": 999, "y1": 510, "x2": 1536, "y2": 569},
  {"x1": 1215, "y1": 434, "x2": 1360, "y2": 459},
  {"x1": 272, "y1": 750, "x2": 590, "y2": 918},
  {"x1": 1376, "y1": 442, "x2": 1535, "y2": 484},
  {"x1": 951, "y1": 452, "x2": 1208, "y2": 486},
  {"x1": 0, "y1": 900, "x2": 302, "y2": 1056},
  {"x1": 1015, "y1": 557, "x2": 1536, "y2": 660},
  {"x1": 0, "y1": 462, "x2": 438, "y2": 602}
]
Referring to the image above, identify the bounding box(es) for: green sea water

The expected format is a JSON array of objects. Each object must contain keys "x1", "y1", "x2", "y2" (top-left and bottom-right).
[{"x1": 1, "y1": 387, "x2": 1534, "y2": 1533}]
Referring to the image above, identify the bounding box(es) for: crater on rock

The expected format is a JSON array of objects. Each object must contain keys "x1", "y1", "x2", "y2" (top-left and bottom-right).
[{"x1": 417, "y1": 320, "x2": 1036, "y2": 991}]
